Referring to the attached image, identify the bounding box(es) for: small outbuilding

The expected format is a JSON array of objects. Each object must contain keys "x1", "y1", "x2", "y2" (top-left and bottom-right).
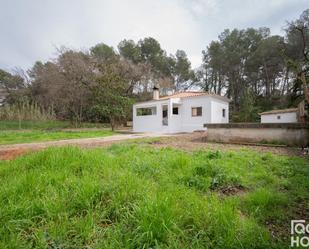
[
  {"x1": 260, "y1": 108, "x2": 298, "y2": 123},
  {"x1": 133, "y1": 88, "x2": 230, "y2": 133}
]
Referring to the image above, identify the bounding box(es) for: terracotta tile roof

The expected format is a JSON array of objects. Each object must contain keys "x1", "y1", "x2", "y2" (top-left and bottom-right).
[
  {"x1": 159, "y1": 91, "x2": 208, "y2": 99},
  {"x1": 134, "y1": 91, "x2": 230, "y2": 105},
  {"x1": 259, "y1": 108, "x2": 298, "y2": 115},
  {"x1": 159, "y1": 91, "x2": 230, "y2": 102}
]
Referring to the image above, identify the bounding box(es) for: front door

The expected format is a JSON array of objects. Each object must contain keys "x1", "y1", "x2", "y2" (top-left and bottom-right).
[{"x1": 162, "y1": 105, "x2": 168, "y2": 126}]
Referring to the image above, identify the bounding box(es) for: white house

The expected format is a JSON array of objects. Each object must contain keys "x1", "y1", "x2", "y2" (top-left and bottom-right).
[
  {"x1": 133, "y1": 88, "x2": 230, "y2": 133},
  {"x1": 260, "y1": 108, "x2": 298, "y2": 123}
]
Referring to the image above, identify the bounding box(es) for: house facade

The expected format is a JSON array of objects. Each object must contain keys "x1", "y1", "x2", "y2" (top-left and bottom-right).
[
  {"x1": 133, "y1": 89, "x2": 230, "y2": 133},
  {"x1": 260, "y1": 108, "x2": 298, "y2": 123}
]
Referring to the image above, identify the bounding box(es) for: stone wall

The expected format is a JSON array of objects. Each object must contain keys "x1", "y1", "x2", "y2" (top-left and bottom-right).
[{"x1": 204, "y1": 123, "x2": 309, "y2": 146}]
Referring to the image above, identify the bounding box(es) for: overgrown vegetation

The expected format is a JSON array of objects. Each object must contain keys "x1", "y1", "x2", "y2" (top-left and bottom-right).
[
  {"x1": 0, "y1": 9, "x2": 308, "y2": 123},
  {"x1": 0, "y1": 101, "x2": 55, "y2": 126},
  {"x1": 0, "y1": 144, "x2": 308, "y2": 248},
  {"x1": 0, "y1": 129, "x2": 115, "y2": 145},
  {"x1": 199, "y1": 9, "x2": 309, "y2": 120}
]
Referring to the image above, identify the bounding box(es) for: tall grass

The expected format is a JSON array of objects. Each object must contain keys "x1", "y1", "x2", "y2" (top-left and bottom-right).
[
  {"x1": 0, "y1": 101, "x2": 55, "y2": 122},
  {"x1": 0, "y1": 120, "x2": 111, "y2": 131},
  {"x1": 0, "y1": 120, "x2": 71, "y2": 130},
  {"x1": 0, "y1": 144, "x2": 308, "y2": 248},
  {"x1": 0, "y1": 102, "x2": 111, "y2": 130}
]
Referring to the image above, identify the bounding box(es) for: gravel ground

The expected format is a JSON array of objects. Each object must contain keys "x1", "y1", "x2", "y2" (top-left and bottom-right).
[{"x1": 135, "y1": 132, "x2": 305, "y2": 157}]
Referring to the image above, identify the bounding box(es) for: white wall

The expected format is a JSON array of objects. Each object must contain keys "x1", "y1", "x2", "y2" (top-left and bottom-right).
[
  {"x1": 210, "y1": 97, "x2": 229, "y2": 123},
  {"x1": 180, "y1": 96, "x2": 212, "y2": 132},
  {"x1": 168, "y1": 98, "x2": 183, "y2": 133},
  {"x1": 261, "y1": 112, "x2": 297, "y2": 123},
  {"x1": 133, "y1": 101, "x2": 168, "y2": 132}
]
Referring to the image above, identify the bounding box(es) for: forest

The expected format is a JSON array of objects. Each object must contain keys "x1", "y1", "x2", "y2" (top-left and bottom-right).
[{"x1": 0, "y1": 9, "x2": 308, "y2": 127}]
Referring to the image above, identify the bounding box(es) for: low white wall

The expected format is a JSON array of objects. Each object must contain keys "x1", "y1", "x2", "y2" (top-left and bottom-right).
[
  {"x1": 204, "y1": 123, "x2": 309, "y2": 146},
  {"x1": 261, "y1": 112, "x2": 297, "y2": 123}
]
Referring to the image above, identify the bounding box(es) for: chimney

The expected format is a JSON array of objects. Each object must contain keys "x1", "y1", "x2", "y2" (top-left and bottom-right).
[{"x1": 153, "y1": 86, "x2": 159, "y2": 100}]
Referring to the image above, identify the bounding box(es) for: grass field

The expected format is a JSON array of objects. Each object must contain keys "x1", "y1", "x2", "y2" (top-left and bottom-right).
[
  {"x1": 0, "y1": 120, "x2": 109, "y2": 130},
  {"x1": 0, "y1": 144, "x2": 308, "y2": 248},
  {"x1": 0, "y1": 130, "x2": 116, "y2": 145}
]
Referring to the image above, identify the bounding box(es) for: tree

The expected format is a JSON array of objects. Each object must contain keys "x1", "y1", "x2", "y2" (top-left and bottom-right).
[
  {"x1": 172, "y1": 50, "x2": 195, "y2": 90},
  {"x1": 284, "y1": 9, "x2": 309, "y2": 122},
  {"x1": 118, "y1": 37, "x2": 174, "y2": 93},
  {"x1": 90, "y1": 43, "x2": 118, "y2": 62},
  {"x1": 200, "y1": 41, "x2": 226, "y2": 94},
  {"x1": 118, "y1": 39, "x2": 142, "y2": 64},
  {"x1": 200, "y1": 27, "x2": 290, "y2": 121},
  {"x1": 284, "y1": 9, "x2": 309, "y2": 105},
  {"x1": 0, "y1": 69, "x2": 12, "y2": 87},
  {"x1": 90, "y1": 62, "x2": 133, "y2": 130},
  {"x1": 0, "y1": 68, "x2": 28, "y2": 104},
  {"x1": 118, "y1": 38, "x2": 197, "y2": 92},
  {"x1": 232, "y1": 88, "x2": 261, "y2": 122},
  {"x1": 29, "y1": 49, "x2": 94, "y2": 124}
]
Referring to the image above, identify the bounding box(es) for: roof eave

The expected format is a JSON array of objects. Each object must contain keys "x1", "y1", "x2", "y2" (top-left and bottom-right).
[
  {"x1": 259, "y1": 109, "x2": 298, "y2": 115},
  {"x1": 133, "y1": 93, "x2": 231, "y2": 105}
]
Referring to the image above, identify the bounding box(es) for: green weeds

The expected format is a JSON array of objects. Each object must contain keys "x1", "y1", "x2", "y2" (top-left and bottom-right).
[
  {"x1": 0, "y1": 129, "x2": 115, "y2": 145},
  {"x1": 0, "y1": 144, "x2": 308, "y2": 248}
]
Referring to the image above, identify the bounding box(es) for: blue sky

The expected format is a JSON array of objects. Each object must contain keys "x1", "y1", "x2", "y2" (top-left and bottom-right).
[{"x1": 0, "y1": 0, "x2": 308, "y2": 71}]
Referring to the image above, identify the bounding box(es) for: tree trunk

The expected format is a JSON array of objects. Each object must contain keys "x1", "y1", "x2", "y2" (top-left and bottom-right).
[
  {"x1": 299, "y1": 72, "x2": 309, "y2": 102},
  {"x1": 110, "y1": 117, "x2": 115, "y2": 131},
  {"x1": 263, "y1": 59, "x2": 270, "y2": 96}
]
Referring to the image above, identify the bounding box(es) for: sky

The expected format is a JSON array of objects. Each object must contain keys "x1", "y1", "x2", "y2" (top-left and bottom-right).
[{"x1": 0, "y1": 0, "x2": 308, "y2": 72}]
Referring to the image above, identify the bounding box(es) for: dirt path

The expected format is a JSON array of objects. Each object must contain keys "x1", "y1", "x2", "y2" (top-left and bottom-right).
[
  {"x1": 0, "y1": 132, "x2": 305, "y2": 160},
  {"x1": 0, "y1": 133, "x2": 171, "y2": 160}
]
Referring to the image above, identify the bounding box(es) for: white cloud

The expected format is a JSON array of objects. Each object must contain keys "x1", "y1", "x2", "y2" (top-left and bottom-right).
[
  {"x1": 0, "y1": 0, "x2": 308, "y2": 71},
  {"x1": 187, "y1": 0, "x2": 220, "y2": 17},
  {"x1": 75, "y1": 0, "x2": 204, "y2": 66}
]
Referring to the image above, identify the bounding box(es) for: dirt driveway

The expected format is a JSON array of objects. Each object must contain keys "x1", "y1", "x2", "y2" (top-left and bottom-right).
[
  {"x1": 0, "y1": 132, "x2": 304, "y2": 160},
  {"x1": 0, "y1": 133, "x2": 171, "y2": 160}
]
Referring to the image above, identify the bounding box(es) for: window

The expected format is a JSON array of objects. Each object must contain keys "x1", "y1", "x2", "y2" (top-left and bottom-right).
[
  {"x1": 136, "y1": 107, "x2": 157, "y2": 116},
  {"x1": 192, "y1": 107, "x2": 202, "y2": 117},
  {"x1": 222, "y1": 108, "x2": 226, "y2": 118},
  {"x1": 173, "y1": 107, "x2": 179, "y2": 115},
  {"x1": 277, "y1": 115, "x2": 281, "y2": 120}
]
